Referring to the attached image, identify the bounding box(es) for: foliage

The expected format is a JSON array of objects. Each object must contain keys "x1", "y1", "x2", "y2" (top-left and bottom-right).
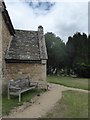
[
  {"x1": 45, "y1": 32, "x2": 90, "y2": 77},
  {"x1": 66, "y1": 32, "x2": 90, "y2": 77},
  {"x1": 45, "y1": 32, "x2": 66, "y2": 75},
  {"x1": 73, "y1": 63, "x2": 90, "y2": 78}
]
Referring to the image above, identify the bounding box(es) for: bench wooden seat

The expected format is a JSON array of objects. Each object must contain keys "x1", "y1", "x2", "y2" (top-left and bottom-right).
[{"x1": 8, "y1": 77, "x2": 38, "y2": 102}]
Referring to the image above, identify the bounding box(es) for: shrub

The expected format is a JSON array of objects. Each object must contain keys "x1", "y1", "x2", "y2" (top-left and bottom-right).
[{"x1": 73, "y1": 63, "x2": 90, "y2": 78}]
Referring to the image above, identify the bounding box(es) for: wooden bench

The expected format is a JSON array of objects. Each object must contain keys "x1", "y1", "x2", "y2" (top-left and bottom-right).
[{"x1": 8, "y1": 77, "x2": 38, "y2": 102}]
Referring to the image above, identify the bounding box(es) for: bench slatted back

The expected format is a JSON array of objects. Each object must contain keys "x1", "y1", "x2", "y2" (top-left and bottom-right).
[{"x1": 9, "y1": 77, "x2": 30, "y2": 90}]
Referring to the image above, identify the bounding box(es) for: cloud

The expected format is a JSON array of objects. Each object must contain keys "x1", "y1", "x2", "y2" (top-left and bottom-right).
[
  {"x1": 4, "y1": 0, "x2": 88, "y2": 42},
  {"x1": 88, "y1": 2, "x2": 90, "y2": 34},
  {"x1": 28, "y1": 1, "x2": 55, "y2": 10},
  {"x1": 26, "y1": 2, "x2": 55, "y2": 15},
  {"x1": 53, "y1": 2, "x2": 88, "y2": 41},
  {"x1": 4, "y1": 0, "x2": 89, "y2": 2}
]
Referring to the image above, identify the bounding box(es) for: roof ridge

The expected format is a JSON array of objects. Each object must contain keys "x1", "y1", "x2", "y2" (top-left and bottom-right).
[{"x1": 15, "y1": 29, "x2": 38, "y2": 32}]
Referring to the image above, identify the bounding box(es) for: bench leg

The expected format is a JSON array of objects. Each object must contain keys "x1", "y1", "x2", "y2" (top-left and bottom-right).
[
  {"x1": 36, "y1": 82, "x2": 39, "y2": 88},
  {"x1": 19, "y1": 93, "x2": 21, "y2": 102},
  {"x1": 8, "y1": 93, "x2": 10, "y2": 100},
  {"x1": 8, "y1": 88, "x2": 10, "y2": 100}
]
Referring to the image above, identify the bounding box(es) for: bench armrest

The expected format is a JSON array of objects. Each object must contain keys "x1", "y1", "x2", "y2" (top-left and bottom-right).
[
  {"x1": 30, "y1": 81, "x2": 38, "y2": 84},
  {"x1": 29, "y1": 81, "x2": 39, "y2": 87}
]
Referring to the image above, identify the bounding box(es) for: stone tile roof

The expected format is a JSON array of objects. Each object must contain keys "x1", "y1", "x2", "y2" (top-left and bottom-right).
[
  {"x1": 6, "y1": 30, "x2": 40, "y2": 61},
  {"x1": 5, "y1": 27, "x2": 48, "y2": 62}
]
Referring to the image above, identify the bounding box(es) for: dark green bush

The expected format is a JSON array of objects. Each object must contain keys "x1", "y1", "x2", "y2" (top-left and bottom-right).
[{"x1": 73, "y1": 63, "x2": 90, "y2": 78}]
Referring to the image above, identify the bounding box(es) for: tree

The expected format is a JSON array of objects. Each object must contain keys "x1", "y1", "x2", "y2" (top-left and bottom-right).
[
  {"x1": 45, "y1": 31, "x2": 89, "y2": 77},
  {"x1": 66, "y1": 36, "x2": 75, "y2": 74},
  {"x1": 45, "y1": 32, "x2": 66, "y2": 75},
  {"x1": 66, "y1": 32, "x2": 90, "y2": 77}
]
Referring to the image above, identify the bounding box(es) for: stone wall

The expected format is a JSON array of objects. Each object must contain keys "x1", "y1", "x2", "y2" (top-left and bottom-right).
[
  {"x1": 2, "y1": 11, "x2": 13, "y2": 90},
  {"x1": 6, "y1": 62, "x2": 47, "y2": 88},
  {"x1": 0, "y1": 6, "x2": 2, "y2": 93},
  {"x1": 2, "y1": 16, "x2": 13, "y2": 58}
]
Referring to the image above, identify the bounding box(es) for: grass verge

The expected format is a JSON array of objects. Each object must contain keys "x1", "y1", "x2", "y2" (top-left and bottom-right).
[
  {"x1": 0, "y1": 95, "x2": 2, "y2": 117},
  {"x1": 45, "y1": 90, "x2": 88, "y2": 118},
  {"x1": 47, "y1": 76, "x2": 89, "y2": 90},
  {"x1": 2, "y1": 88, "x2": 45, "y2": 116}
]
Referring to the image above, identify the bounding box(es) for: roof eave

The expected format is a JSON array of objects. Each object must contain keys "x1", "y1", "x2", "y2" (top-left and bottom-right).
[
  {"x1": 5, "y1": 59, "x2": 41, "y2": 63},
  {"x1": 2, "y1": 2, "x2": 15, "y2": 35}
]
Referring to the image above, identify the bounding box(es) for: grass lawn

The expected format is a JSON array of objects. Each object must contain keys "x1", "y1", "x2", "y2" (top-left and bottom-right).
[
  {"x1": 47, "y1": 76, "x2": 89, "y2": 90},
  {"x1": 2, "y1": 88, "x2": 45, "y2": 116},
  {"x1": 0, "y1": 95, "x2": 2, "y2": 117},
  {"x1": 45, "y1": 90, "x2": 88, "y2": 118}
]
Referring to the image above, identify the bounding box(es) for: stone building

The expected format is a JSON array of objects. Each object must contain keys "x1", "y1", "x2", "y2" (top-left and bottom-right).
[
  {"x1": 0, "y1": 1, "x2": 15, "y2": 91},
  {"x1": 0, "y1": 1, "x2": 48, "y2": 91}
]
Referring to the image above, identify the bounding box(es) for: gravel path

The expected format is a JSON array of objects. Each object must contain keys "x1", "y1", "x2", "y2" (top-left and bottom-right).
[{"x1": 3, "y1": 83, "x2": 88, "y2": 118}]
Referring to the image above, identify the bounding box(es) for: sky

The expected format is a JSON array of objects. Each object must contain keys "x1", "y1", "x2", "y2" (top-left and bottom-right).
[{"x1": 4, "y1": 0, "x2": 89, "y2": 43}]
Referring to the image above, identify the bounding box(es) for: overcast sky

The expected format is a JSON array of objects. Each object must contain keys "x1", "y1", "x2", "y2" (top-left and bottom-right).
[{"x1": 4, "y1": 0, "x2": 88, "y2": 43}]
